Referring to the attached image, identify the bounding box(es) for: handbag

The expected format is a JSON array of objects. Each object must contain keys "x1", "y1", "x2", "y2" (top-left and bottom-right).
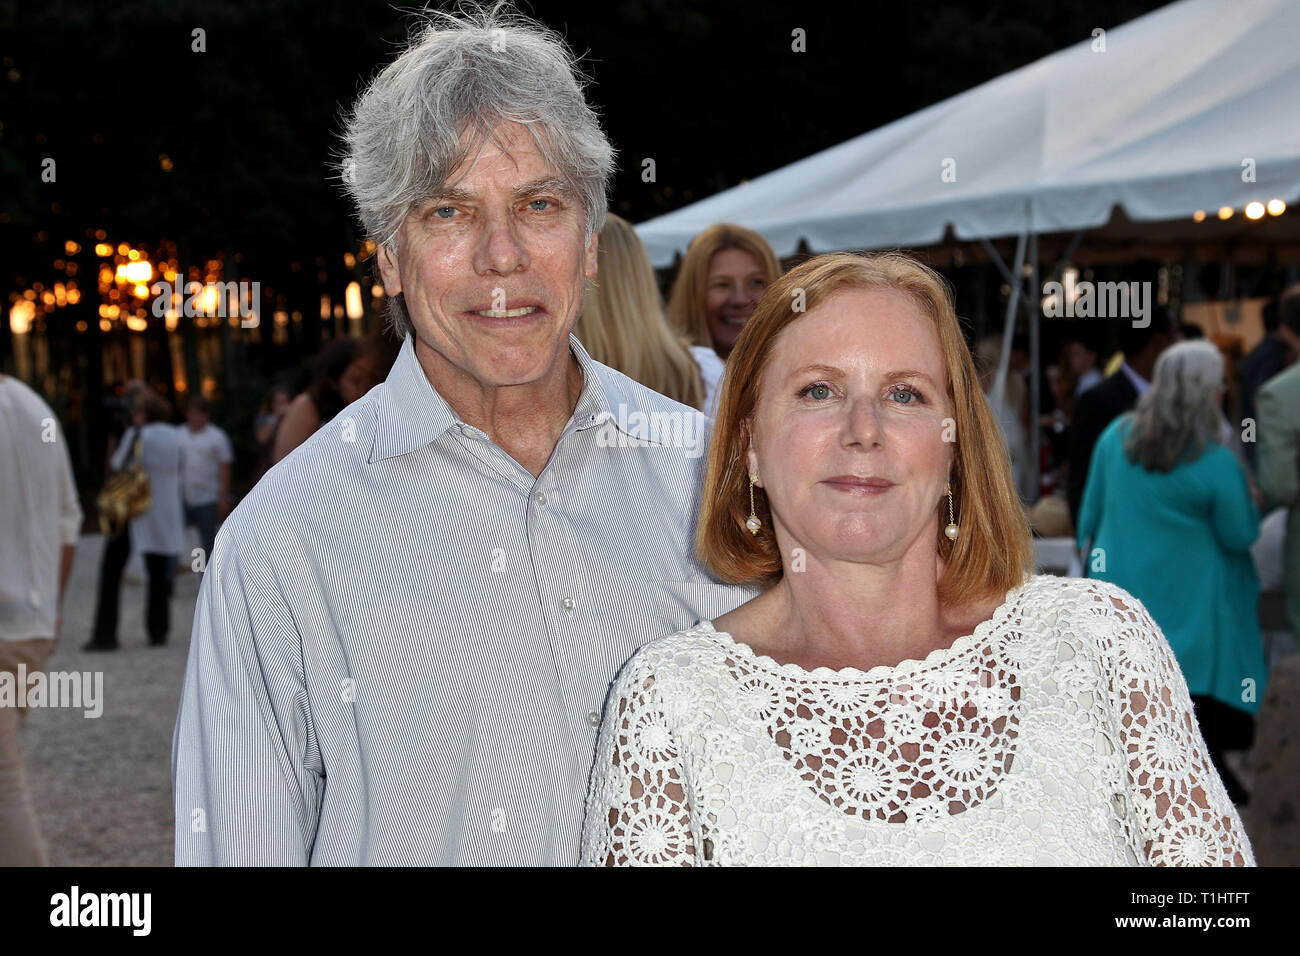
[{"x1": 97, "y1": 429, "x2": 152, "y2": 538}]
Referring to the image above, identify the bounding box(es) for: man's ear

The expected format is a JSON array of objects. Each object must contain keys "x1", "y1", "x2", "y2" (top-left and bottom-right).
[
  {"x1": 584, "y1": 229, "x2": 599, "y2": 281},
  {"x1": 377, "y1": 241, "x2": 402, "y2": 297}
]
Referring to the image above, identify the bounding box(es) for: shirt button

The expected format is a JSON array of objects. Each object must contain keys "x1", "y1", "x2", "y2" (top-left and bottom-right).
[
  {"x1": 587, "y1": 711, "x2": 601, "y2": 728},
  {"x1": 534, "y1": 491, "x2": 547, "y2": 506},
  {"x1": 561, "y1": 597, "x2": 575, "y2": 611}
]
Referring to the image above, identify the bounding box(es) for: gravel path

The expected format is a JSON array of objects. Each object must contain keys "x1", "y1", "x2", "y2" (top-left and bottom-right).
[{"x1": 22, "y1": 534, "x2": 200, "y2": 866}]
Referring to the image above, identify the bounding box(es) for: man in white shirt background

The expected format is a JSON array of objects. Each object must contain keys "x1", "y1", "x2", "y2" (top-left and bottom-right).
[
  {"x1": 0, "y1": 373, "x2": 82, "y2": 865},
  {"x1": 177, "y1": 397, "x2": 233, "y2": 573}
]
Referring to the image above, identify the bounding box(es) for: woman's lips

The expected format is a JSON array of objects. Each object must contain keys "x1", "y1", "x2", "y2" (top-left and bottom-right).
[{"x1": 822, "y1": 476, "x2": 895, "y2": 495}]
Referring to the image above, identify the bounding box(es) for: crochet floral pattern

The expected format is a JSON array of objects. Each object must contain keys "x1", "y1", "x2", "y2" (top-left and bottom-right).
[{"x1": 580, "y1": 576, "x2": 1253, "y2": 866}]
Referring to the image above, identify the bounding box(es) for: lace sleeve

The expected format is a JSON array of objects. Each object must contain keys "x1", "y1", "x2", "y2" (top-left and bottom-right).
[
  {"x1": 1097, "y1": 584, "x2": 1254, "y2": 866},
  {"x1": 580, "y1": 657, "x2": 701, "y2": 866}
]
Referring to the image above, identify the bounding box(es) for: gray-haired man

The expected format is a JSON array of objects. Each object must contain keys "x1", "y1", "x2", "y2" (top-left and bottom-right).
[{"x1": 172, "y1": 5, "x2": 752, "y2": 865}]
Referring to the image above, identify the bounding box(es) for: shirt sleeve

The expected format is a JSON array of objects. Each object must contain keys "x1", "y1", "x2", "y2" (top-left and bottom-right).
[
  {"x1": 580, "y1": 653, "x2": 702, "y2": 866},
  {"x1": 55, "y1": 418, "x2": 82, "y2": 545},
  {"x1": 217, "y1": 427, "x2": 234, "y2": 464},
  {"x1": 1096, "y1": 581, "x2": 1254, "y2": 866},
  {"x1": 171, "y1": 525, "x2": 324, "y2": 865},
  {"x1": 1255, "y1": 382, "x2": 1299, "y2": 510},
  {"x1": 1208, "y1": 449, "x2": 1260, "y2": 554},
  {"x1": 109, "y1": 426, "x2": 135, "y2": 473}
]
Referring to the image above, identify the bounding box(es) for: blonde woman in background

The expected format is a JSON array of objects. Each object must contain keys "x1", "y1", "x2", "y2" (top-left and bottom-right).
[
  {"x1": 666, "y1": 223, "x2": 782, "y2": 413},
  {"x1": 576, "y1": 213, "x2": 706, "y2": 410}
]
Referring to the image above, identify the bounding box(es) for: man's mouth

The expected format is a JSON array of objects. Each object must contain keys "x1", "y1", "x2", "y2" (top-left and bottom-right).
[{"x1": 472, "y1": 306, "x2": 541, "y2": 318}]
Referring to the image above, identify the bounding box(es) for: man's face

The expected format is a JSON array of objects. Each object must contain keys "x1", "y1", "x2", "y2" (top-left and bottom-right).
[
  {"x1": 186, "y1": 408, "x2": 208, "y2": 431},
  {"x1": 377, "y1": 121, "x2": 598, "y2": 390}
]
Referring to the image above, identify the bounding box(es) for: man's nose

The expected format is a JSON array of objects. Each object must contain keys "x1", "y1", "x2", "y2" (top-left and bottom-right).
[{"x1": 474, "y1": 213, "x2": 529, "y2": 276}]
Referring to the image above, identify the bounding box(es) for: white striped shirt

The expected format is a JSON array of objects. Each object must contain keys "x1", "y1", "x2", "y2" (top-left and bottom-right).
[{"x1": 171, "y1": 333, "x2": 755, "y2": 865}]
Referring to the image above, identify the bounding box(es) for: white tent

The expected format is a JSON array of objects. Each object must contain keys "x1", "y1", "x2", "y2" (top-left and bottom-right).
[
  {"x1": 636, "y1": 0, "x2": 1300, "y2": 502},
  {"x1": 636, "y1": 0, "x2": 1300, "y2": 266}
]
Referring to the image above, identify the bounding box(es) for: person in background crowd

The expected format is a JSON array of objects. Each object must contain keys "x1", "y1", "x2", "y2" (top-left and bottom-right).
[
  {"x1": 178, "y1": 396, "x2": 234, "y2": 571},
  {"x1": 575, "y1": 213, "x2": 705, "y2": 410},
  {"x1": 976, "y1": 336, "x2": 1031, "y2": 502},
  {"x1": 666, "y1": 222, "x2": 782, "y2": 411},
  {"x1": 1180, "y1": 321, "x2": 1205, "y2": 340},
  {"x1": 0, "y1": 373, "x2": 81, "y2": 865},
  {"x1": 1064, "y1": 331, "x2": 1103, "y2": 400},
  {"x1": 271, "y1": 330, "x2": 400, "y2": 463},
  {"x1": 1067, "y1": 307, "x2": 1176, "y2": 526},
  {"x1": 250, "y1": 385, "x2": 291, "y2": 487},
  {"x1": 1240, "y1": 299, "x2": 1290, "y2": 463},
  {"x1": 1255, "y1": 285, "x2": 1300, "y2": 639},
  {"x1": 87, "y1": 391, "x2": 185, "y2": 650},
  {"x1": 1077, "y1": 340, "x2": 1267, "y2": 805}
]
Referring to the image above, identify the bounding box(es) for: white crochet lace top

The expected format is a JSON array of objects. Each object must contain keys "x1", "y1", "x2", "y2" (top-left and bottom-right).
[{"x1": 580, "y1": 575, "x2": 1254, "y2": 866}]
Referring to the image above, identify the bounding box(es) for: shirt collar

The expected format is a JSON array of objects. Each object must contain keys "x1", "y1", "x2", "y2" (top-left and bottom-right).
[
  {"x1": 370, "y1": 332, "x2": 623, "y2": 462},
  {"x1": 1120, "y1": 361, "x2": 1151, "y2": 397}
]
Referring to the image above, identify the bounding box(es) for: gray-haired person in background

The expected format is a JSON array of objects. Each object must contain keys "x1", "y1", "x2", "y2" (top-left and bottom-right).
[{"x1": 171, "y1": 3, "x2": 752, "y2": 865}]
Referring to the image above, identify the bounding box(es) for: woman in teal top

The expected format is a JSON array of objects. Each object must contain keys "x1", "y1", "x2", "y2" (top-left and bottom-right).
[{"x1": 1077, "y1": 340, "x2": 1267, "y2": 804}]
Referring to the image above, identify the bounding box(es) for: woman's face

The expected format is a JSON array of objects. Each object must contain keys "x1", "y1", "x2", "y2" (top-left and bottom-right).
[
  {"x1": 747, "y1": 287, "x2": 954, "y2": 572},
  {"x1": 704, "y1": 247, "x2": 769, "y2": 357}
]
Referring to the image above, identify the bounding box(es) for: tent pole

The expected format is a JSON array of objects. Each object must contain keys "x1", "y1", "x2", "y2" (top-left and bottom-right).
[
  {"x1": 979, "y1": 237, "x2": 1016, "y2": 286},
  {"x1": 1029, "y1": 231, "x2": 1041, "y2": 505},
  {"x1": 993, "y1": 231, "x2": 1027, "y2": 412}
]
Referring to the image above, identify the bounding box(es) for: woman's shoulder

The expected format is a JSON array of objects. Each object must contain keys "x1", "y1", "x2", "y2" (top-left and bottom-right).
[
  {"x1": 1015, "y1": 574, "x2": 1156, "y2": 636},
  {"x1": 610, "y1": 624, "x2": 732, "y2": 699}
]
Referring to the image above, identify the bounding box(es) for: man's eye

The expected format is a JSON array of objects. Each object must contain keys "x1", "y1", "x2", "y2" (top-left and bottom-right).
[
  {"x1": 798, "y1": 383, "x2": 833, "y2": 401},
  {"x1": 528, "y1": 199, "x2": 552, "y2": 211},
  {"x1": 433, "y1": 206, "x2": 456, "y2": 219}
]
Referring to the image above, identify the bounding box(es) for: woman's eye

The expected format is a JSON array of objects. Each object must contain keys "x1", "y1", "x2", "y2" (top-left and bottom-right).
[
  {"x1": 888, "y1": 385, "x2": 924, "y2": 405},
  {"x1": 799, "y1": 383, "x2": 833, "y2": 401}
]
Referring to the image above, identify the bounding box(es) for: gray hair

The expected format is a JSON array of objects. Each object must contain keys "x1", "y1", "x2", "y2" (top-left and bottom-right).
[
  {"x1": 338, "y1": 2, "x2": 615, "y2": 339},
  {"x1": 1124, "y1": 339, "x2": 1225, "y2": 472}
]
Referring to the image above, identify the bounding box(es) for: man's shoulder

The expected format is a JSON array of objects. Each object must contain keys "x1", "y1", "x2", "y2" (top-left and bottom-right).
[
  {"x1": 1258, "y1": 362, "x2": 1300, "y2": 404},
  {"x1": 232, "y1": 394, "x2": 380, "y2": 522},
  {"x1": 0, "y1": 375, "x2": 54, "y2": 422}
]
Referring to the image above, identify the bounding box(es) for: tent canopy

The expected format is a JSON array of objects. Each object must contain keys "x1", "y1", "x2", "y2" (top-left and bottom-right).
[{"x1": 635, "y1": 0, "x2": 1300, "y2": 267}]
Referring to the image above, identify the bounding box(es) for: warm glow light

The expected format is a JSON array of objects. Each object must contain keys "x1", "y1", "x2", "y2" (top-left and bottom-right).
[
  {"x1": 343, "y1": 252, "x2": 357, "y2": 269},
  {"x1": 117, "y1": 242, "x2": 130, "y2": 255},
  {"x1": 199, "y1": 285, "x2": 220, "y2": 314},
  {"x1": 320, "y1": 295, "x2": 330, "y2": 319},
  {"x1": 371, "y1": 284, "x2": 384, "y2": 297},
  {"x1": 9, "y1": 299, "x2": 35, "y2": 334},
  {"x1": 94, "y1": 243, "x2": 112, "y2": 257},
  {"x1": 1192, "y1": 210, "x2": 1206, "y2": 223},
  {"x1": 1217, "y1": 206, "x2": 1233, "y2": 220},
  {"x1": 345, "y1": 282, "x2": 363, "y2": 320},
  {"x1": 274, "y1": 310, "x2": 289, "y2": 327},
  {"x1": 1268, "y1": 199, "x2": 1286, "y2": 216},
  {"x1": 133, "y1": 283, "x2": 150, "y2": 298},
  {"x1": 64, "y1": 240, "x2": 80, "y2": 255},
  {"x1": 66, "y1": 288, "x2": 81, "y2": 305},
  {"x1": 127, "y1": 248, "x2": 141, "y2": 261},
  {"x1": 99, "y1": 318, "x2": 112, "y2": 332},
  {"x1": 117, "y1": 260, "x2": 153, "y2": 283},
  {"x1": 126, "y1": 315, "x2": 149, "y2": 332},
  {"x1": 1245, "y1": 201, "x2": 1266, "y2": 220}
]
